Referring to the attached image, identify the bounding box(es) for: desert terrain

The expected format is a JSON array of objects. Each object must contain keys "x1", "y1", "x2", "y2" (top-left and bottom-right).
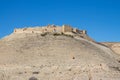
[
  {"x1": 101, "y1": 42, "x2": 120, "y2": 55},
  {"x1": 0, "y1": 27, "x2": 120, "y2": 80}
]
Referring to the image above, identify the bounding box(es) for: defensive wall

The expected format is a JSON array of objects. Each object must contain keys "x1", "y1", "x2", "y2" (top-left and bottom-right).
[{"x1": 14, "y1": 25, "x2": 87, "y2": 34}]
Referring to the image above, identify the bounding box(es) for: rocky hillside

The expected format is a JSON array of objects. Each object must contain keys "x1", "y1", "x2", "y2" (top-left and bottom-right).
[
  {"x1": 0, "y1": 32, "x2": 120, "y2": 80},
  {"x1": 101, "y1": 42, "x2": 120, "y2": 55}
]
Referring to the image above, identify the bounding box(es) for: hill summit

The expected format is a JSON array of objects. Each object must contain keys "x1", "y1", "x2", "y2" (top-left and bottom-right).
[
  {"x1": 13, "y1": 25, "x2": 93, "y2": 41},
  {"x1": 0, "y1": 25, "x2": 120, "y2": 80}
]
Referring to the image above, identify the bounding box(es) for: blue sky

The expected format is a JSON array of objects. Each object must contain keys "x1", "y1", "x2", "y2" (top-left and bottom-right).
[{"x1": 0, "y1": 0, "x2": 120, "y2": 42}]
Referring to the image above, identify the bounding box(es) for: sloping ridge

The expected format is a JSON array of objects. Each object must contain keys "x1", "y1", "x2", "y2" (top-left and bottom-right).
[
  {"x1": 101, "y1": 42, "x2": 120, "y2": 55},
  {"x1": 0, "y1": 33, "x2": 120, "y2": 80}
]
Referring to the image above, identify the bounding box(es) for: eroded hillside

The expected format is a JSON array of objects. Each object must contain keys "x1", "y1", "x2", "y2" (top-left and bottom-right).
[
  {"x1": 101, "y1": 42, "x2": 120, "y2": 55},
  {"x1": 0, "y1": 29, "x2": 120, "y2": 80}
]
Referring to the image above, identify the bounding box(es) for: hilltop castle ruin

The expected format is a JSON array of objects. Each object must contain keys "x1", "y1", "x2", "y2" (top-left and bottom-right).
[{"x1": 14, "y1": 25, "x2": 87, "y2": 35}]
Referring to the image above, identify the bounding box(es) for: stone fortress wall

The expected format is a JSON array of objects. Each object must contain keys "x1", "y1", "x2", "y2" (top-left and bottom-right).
[{"x1": 14, "y1": 25, "x2": 87, "y2": 34}]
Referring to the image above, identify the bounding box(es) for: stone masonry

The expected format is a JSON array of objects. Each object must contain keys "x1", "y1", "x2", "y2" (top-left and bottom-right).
[{"x1": 14, "y1": 25, "x2": 87, "y2": 34}]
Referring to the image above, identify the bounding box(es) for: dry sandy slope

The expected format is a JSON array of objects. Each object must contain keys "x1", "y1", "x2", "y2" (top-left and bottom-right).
[
  {"x1": 101, "y1": 42, "x2": 120, "y2": 55},
  {"x1": 0, "y1": 33, "x2": 120, "y2": 80}
]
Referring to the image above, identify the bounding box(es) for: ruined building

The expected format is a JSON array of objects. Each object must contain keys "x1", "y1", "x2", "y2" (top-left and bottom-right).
[
  {"x1": 13, "y1": 24, "x2": 95, "y2": 41},
  {"x1": 14, "y1": 25, "x2": 87, "y2": 34}
]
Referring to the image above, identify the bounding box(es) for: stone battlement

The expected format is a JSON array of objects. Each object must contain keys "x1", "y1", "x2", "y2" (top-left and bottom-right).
[{"x1": 14, "y1": 25, "x2": 87, "y2": 34}]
